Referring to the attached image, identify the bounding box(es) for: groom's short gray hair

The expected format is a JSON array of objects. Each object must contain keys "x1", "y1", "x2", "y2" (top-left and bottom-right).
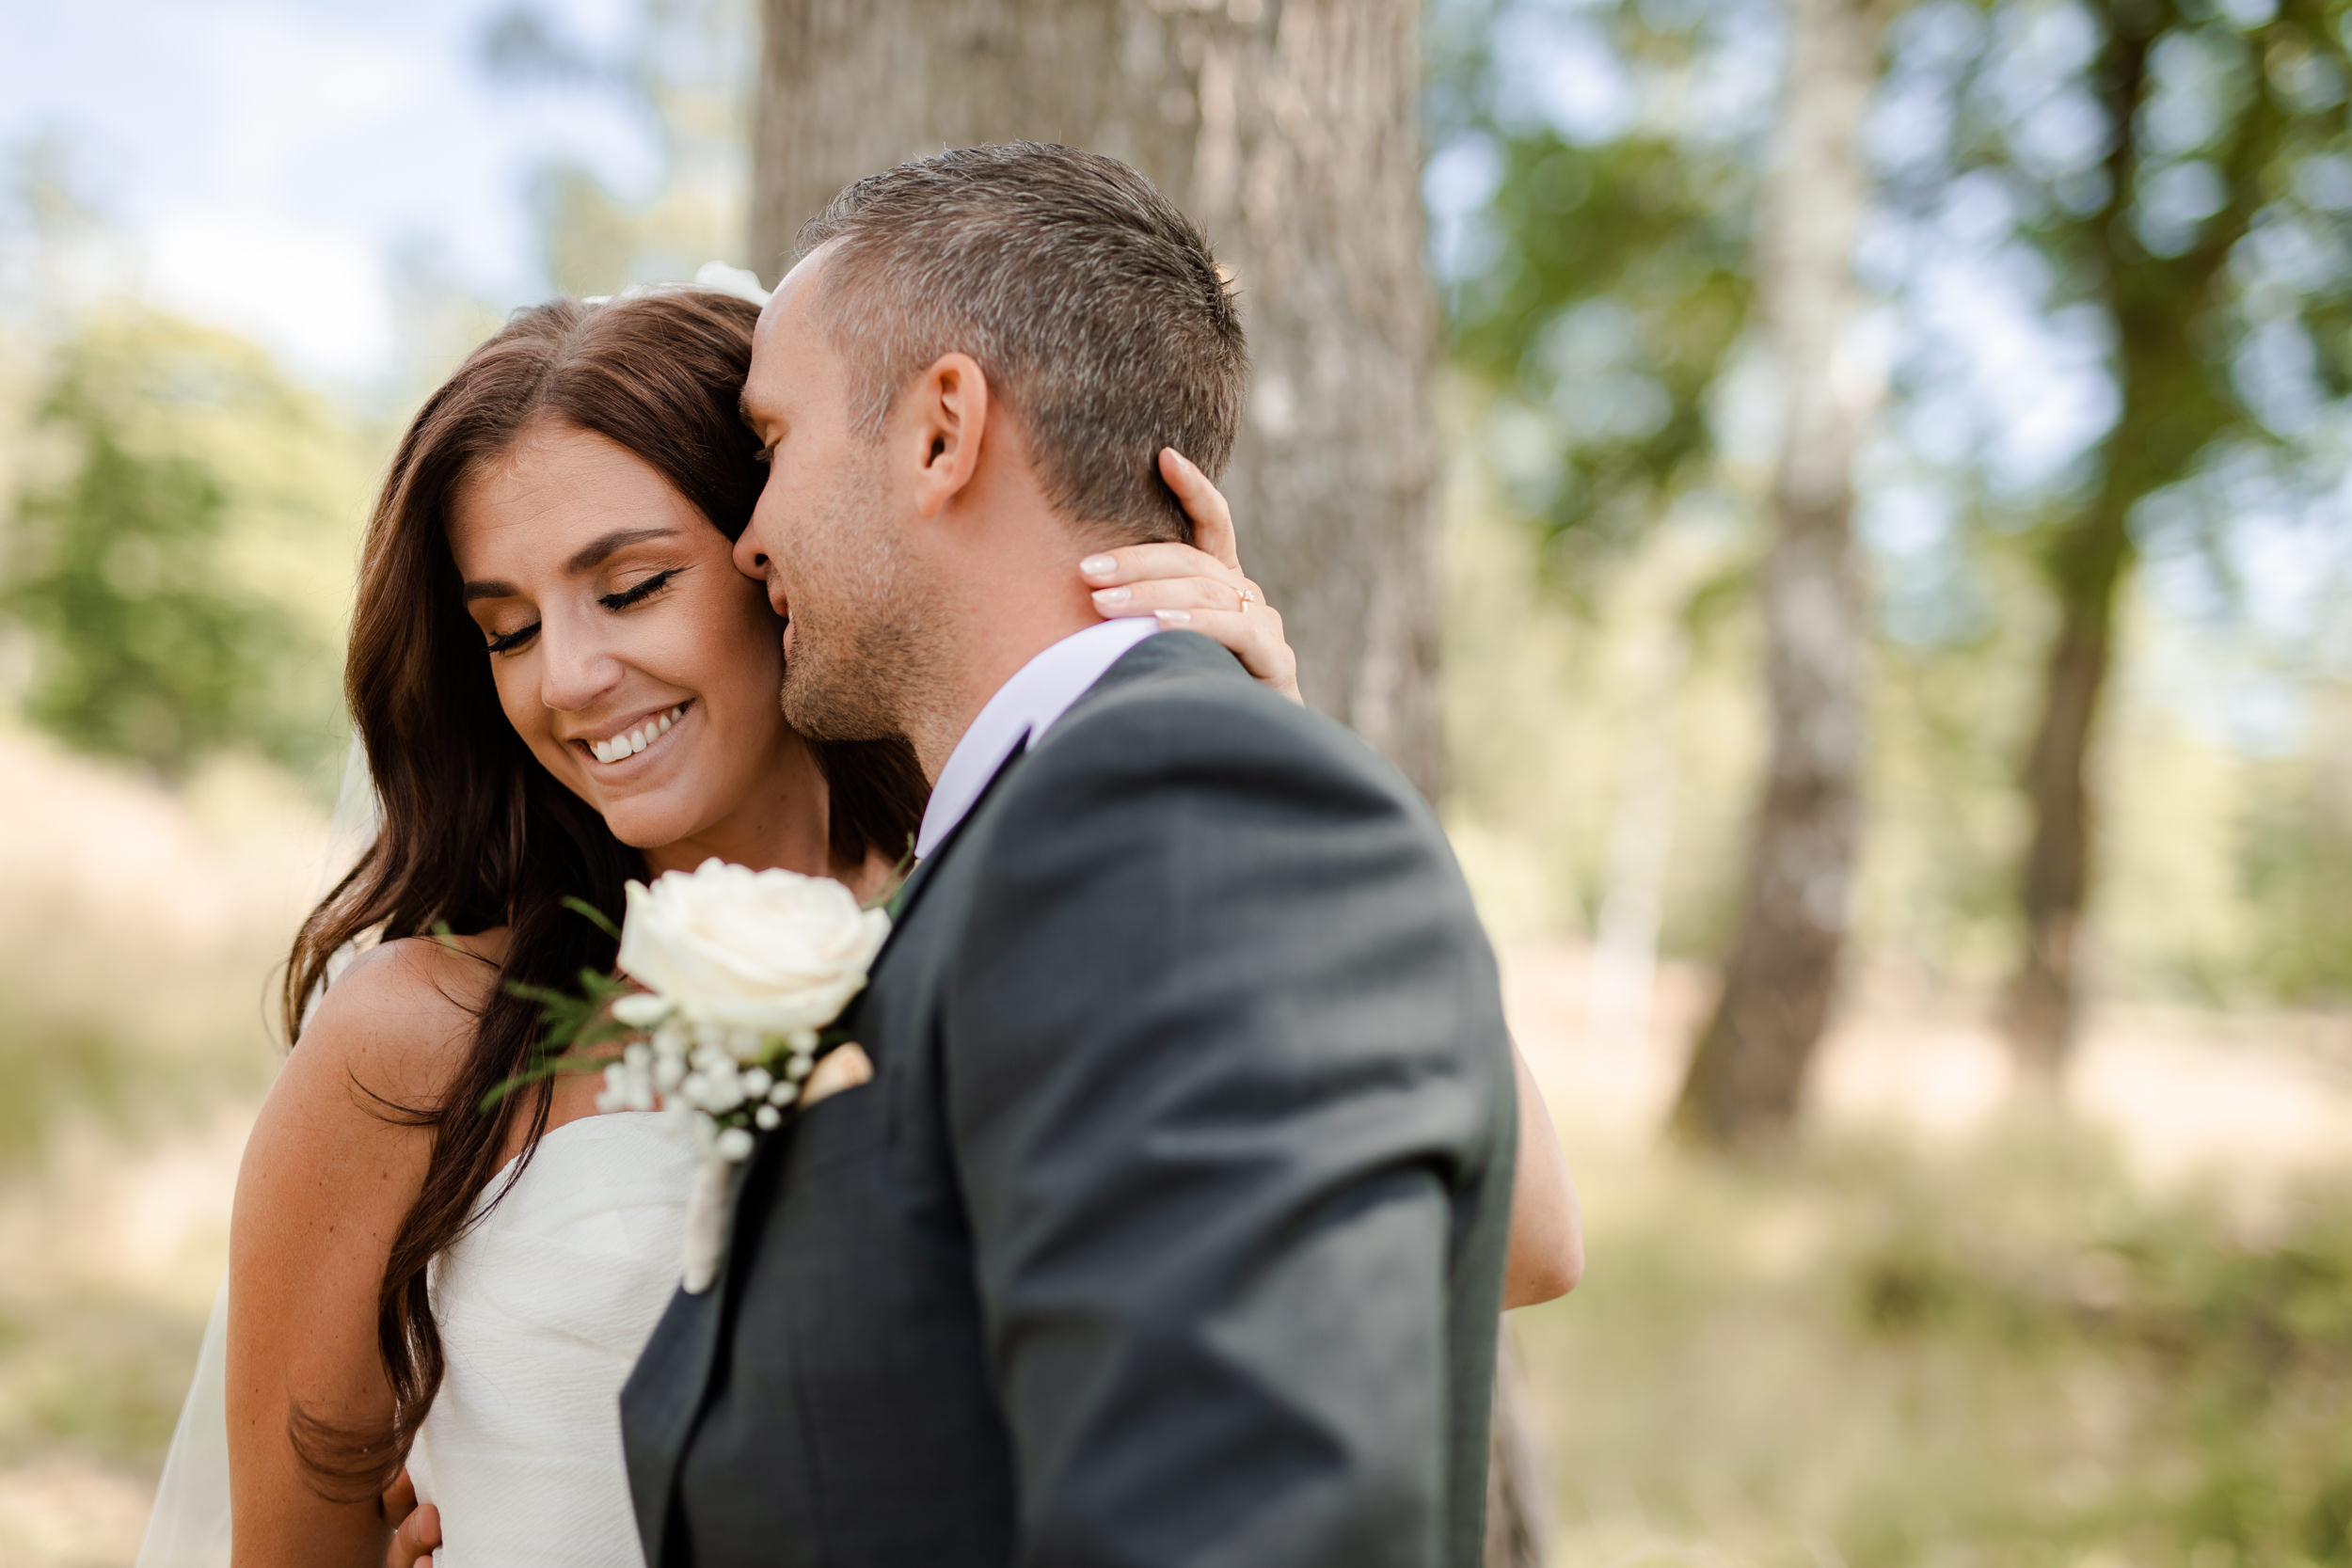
[{"x1": 794, "y1": 142, "x2": 1248, "y2": 546}]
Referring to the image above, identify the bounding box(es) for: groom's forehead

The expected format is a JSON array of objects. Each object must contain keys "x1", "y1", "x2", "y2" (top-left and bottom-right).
[
  {"x1": 761, "y1": 243, "x2": 836, "y2": 342},
  {"x1": 745, "y1": 246, "x2": 840, "y2": 414}
]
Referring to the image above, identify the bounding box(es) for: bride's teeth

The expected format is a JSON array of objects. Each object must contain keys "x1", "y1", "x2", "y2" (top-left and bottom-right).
[{"x1": 589, "y1": 706, "x2": 689, "y2": 765}]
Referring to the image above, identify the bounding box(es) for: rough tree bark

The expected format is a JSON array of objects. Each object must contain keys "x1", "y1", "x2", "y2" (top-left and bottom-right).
[
  {"x1": 1671, "y1": 0, "x2": 1888, "y2": 1148},
  {"x1": 750, "y1": 0, "x2": 1441, "y2": 797},
  {"x1": 752, "y1": 4, "x2": 1531, "y2": 1557}
]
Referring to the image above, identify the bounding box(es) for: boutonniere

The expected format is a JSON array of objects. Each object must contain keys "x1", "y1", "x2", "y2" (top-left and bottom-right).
[{"x1": 493, "y1": 857, "x2": 897, "y2": 1291}]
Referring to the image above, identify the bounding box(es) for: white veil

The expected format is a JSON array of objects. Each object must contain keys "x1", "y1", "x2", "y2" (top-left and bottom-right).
[{"x1": 136, "y1": 736, "x2": 382, "y2": 1568}]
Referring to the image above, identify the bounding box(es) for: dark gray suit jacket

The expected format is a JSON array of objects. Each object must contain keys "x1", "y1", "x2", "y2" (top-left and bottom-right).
[{"x1": 620, "y1": 631, "x2": 1516, "y2": 1568}]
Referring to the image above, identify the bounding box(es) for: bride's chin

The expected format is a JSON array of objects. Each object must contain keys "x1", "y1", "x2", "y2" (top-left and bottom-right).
[
  {"x1": 581, "y1": 781, "x2": 683, "y2": 849},
  {"x1": 600, "y1": 805, "x2": 682, "y2": 852}
]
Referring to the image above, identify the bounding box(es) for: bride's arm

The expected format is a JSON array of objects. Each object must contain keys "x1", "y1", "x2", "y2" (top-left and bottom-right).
[
  {"x1": 226, "y1": 940, "x2": 478, "y2": 1566},
  {"x1": 1503, "y1": 1042, "x2": 1583, "y2": 1307}
]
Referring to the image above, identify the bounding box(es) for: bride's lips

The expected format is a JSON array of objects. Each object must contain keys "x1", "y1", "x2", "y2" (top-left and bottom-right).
[{"x1": 573, "y1": 702, "x2": 691, "y2": 771}]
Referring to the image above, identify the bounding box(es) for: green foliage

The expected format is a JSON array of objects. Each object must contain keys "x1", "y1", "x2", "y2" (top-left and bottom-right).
[
  {"x1": 0, "y1": 312, "x2": 354, "y2": 782},
  {"x1": 1933, "y1": 0, "x2": 2352, "y2": 594},
  {"x1": 1431, "y1": 0, "x2": 1761, "y2": 581},
  {"x1": 1454, "y1": 131, "x2": 1754, "y2": 556},
  {"x1": 4, "y1": 384, "x2": 309, "y2": 777}
]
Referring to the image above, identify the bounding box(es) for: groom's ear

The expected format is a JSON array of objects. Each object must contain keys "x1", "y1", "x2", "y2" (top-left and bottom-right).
[{"x1": 905, "y1": 352, "x2": 990, "y2": 520}]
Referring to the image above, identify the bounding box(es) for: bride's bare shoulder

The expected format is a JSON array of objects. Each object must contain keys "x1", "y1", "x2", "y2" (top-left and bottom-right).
[{"x1": 282, "y1": 929, "x2": 510, "y2": 1110}]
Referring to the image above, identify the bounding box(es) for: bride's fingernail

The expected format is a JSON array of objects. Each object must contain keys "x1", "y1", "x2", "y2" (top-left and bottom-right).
[
  {"x1": 1155, "y1": 609, "x2": 1193, "y2": 626},
  {"x1": 1093, "y1": 586, "x2": 1132, "y2": 607},
  {"x1": 1080, "y1": 555, "x2": 1117, "y2": 578}
]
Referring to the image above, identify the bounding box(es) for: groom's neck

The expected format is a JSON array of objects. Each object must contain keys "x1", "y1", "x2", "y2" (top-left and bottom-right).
[{"x1": 902, "y1": 521, "x2": 1103, "y2": 784}]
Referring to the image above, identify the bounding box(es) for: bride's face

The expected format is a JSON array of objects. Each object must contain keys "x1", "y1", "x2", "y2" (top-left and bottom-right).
[{"x1": 448, "y1": 420, "x2": 792, "y2": 854}]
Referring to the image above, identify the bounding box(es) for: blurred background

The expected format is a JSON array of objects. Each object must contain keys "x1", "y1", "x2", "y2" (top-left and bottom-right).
[{"x1": 1, "y1": 0, "x2": 2347, "y2": 1562}]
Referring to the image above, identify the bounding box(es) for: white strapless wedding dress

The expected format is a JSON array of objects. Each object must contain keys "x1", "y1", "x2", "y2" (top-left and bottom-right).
[
  {"x1": 409, "y1": 1111, "x2": 697, "y2": 1566},
  {"x1": 136, "y1": 1111, "x2": 697, "y2": 1568}
]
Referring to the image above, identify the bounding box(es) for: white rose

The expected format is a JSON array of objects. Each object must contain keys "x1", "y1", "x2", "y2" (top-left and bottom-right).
[{"x1": 616, "y1": 858, "x2": 889, "y2": 1047}]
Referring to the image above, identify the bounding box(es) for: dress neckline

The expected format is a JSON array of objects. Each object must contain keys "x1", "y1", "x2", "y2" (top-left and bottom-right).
[{"x1": 481, "y1": 1109, "x2": 669, "y2": 1206}]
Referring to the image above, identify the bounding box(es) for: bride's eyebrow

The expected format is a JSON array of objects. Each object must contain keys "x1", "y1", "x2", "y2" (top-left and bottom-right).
[
  {"x1": 564, "y1": 527, "x2": 683, "y2": 576},
  {"x1": 460, "y1": 527, "x2": 684, "y2": 601}
]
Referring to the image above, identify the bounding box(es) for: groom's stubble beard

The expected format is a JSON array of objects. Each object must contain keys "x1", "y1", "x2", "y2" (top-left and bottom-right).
[{"x1": 776, "y1": 443, "x2": 950, "y2": 748}]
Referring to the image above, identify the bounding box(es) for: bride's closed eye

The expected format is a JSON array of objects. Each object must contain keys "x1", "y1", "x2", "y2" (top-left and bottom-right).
[
  {"x1": 485, "y1": 622, "x2": 539, "y2": 656},
  {"x1": 598, "y1": 566, "x2": 686, "y2": 611},
  {"x1": 481, "y1": 567, "x2": 688, "y2": 655}
]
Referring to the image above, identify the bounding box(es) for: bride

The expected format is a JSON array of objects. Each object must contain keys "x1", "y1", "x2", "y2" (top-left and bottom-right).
[{"x1": 144, "y1": 285, "x2": 1581, "y2": 1567}]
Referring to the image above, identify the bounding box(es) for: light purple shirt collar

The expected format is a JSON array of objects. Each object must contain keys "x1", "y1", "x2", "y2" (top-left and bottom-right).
[{"x1": 914, "y1": 617, "x2": 1161, "y2": 860}]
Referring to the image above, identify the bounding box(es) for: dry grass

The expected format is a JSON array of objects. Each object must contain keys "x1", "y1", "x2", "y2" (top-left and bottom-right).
[
  {"x1": 1507, "y1": 941, "x2": 2352, "y2": 1568},
  {"x1": 0, "y1": 726, "x2": 318, "y2": 1562}
]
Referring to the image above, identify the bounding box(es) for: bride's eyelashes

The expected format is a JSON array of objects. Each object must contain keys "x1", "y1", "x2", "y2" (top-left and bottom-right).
[
  {"x1": 486, "y1": 622, "x2": 539, "y2": 656},
  {"x1": 598, "y1": 566, "x2": 686, "y2": 611}
]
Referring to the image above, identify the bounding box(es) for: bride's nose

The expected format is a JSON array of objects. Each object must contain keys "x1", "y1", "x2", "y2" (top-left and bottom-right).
[{"x1": 537, "y1": 618, "x2": 627, "y2": 715}]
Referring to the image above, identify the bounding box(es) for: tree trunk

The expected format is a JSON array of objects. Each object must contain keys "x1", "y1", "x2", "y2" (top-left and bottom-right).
[
  {"x1": 750, "y1": 0, "x2": 1441, "y2": 796},
  {"x1": 1671, "y1": 0, "x2": 1885, "y2": 1149},
  {"x1": 755, "y1": 2, "x2": 1522, "y2": 1550},
  {"x1": 2000, "y1": 0, "x2": 2163, "y2": 1082},
  {"x1": 2007, "y1": 575, "x2": 2118, "y2": 1080}
]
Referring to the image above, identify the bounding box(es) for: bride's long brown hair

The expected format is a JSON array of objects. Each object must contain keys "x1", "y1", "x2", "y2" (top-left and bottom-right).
[{"x1": 280, "y1": 289, "x2": 925, "y2": 1494}]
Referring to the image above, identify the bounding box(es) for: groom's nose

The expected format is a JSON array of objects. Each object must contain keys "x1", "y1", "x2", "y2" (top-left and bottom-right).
[{"x1": 731, "y1": 524, "x2": 771, "y2": 583}]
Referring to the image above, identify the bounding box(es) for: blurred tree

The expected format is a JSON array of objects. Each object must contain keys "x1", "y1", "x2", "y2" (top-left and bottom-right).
[
  {"x1": 1430, "y1": 0, "x2": 1766, "y2": 1078},
  {"x1": 481, "y1": 0, "x2": 755, "y2": 298},
  {"x1": 1434, "y1": 0, "x2": 1898, "y2": 1145},
  {"x1": 0, "y1": 316, "x2": 336, "y2": 780},
  {"x1": 1671, "y1": 0, "x2": 1896, "y2": 1146},
  {"x1": 1967, "y1": 0, "x2": 2352, "y2": 1074},
  {"x1": 750, "y1": 0, "x2": 1444, "y2": 797}
]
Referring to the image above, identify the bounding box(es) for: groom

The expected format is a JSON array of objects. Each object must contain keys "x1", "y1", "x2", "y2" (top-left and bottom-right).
[{"x1": 620, "y1": 143, "x2": 1518, "y2": 1568}]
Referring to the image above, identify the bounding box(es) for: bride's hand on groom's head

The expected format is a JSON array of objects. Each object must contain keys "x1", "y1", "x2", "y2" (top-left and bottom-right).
[{"x1": 1077, "y1": 449, "x2": 1304, "y2": 705}]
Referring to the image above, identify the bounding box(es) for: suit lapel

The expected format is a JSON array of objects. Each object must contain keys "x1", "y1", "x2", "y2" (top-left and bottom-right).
[
  {"x1": 624, "y1": 1266, "x2": 726, "y2": 1567},
  {"x1": 870, "y1": 734, "x2": 1028, "y2": 968}
]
